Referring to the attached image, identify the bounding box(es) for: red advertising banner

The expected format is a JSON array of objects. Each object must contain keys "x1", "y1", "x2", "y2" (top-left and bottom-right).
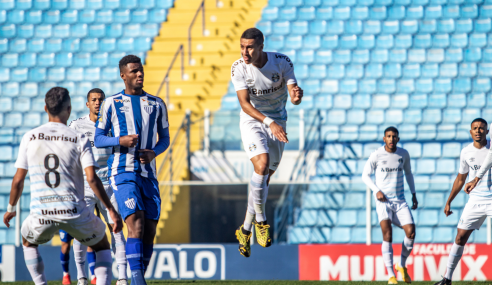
[{"x1": 299, "y1": 244, "x2": 492, "y2": 281}]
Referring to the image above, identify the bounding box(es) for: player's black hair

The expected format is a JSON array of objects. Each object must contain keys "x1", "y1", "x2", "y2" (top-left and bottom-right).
[
  {"x1": 119, "y1": 54, "x2": 142, "y2": 72},
  {"x1": 241, "y1": 28, "x2": 264, "y2": 46},
  {"x1": 86, "y1": 88, "x2": 105, "y2": 101},
  {"x1": 384, "y1": 126, "x2": 399, "y2": 136},
  {"x1": 45, "y1": 87, "x2": 70, "y2": 116},
  {"x1": 471, "y1": 118, "x2": 488, "y2": 127}
]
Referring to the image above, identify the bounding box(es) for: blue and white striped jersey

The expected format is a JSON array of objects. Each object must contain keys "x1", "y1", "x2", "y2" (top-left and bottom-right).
[
  {"x1": 363, "y1": 146, "x2": 415, "y2": 203},
  {"x1": 96, "y1": 90, "x2": 169, "y2": 179},
  {"x1": 459, "y1": 141, "x2": 492, "y2": 202}
]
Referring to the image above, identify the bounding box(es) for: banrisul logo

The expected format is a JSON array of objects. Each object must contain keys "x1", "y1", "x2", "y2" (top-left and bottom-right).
[{"x1": 381, "y1": 167, "x2": 402, "y2": 172}]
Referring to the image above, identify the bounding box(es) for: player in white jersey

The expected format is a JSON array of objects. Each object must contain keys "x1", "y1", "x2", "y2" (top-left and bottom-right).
[
  {"x1": 435, "y1": 119, "x2": 489, "y2": 285},
  {"x1": 362, "y1": 127, "x2": 418, "y2": 284},
  {"x1": 67, "y1": 88, "x2": 128, "y2": 285},
  {"x1": 3, "y1": 87, "x2": 122, "y2": 285},
  {"x1": 231, "y1": 28, "x2": 303, "y2": 257}
]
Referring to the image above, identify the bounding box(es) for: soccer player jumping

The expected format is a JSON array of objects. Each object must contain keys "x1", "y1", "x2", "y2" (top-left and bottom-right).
[
  {"x1": 362, "y1": 127, "x2": 418, "y2": 284},
  {"x1": 69, "y1": 88, "x2": 128, "y2": 285},
  {"x1": 4, "y1": 87, "x2": 122, "y2": 285},
  {"x1": 231, "y1": 28, "x2": 303, "y2": 257},
  {"x1": 95, "y1": 55, "x2": 170, "y2": 285},
  {"x1": 435, "y1": 119, "x2": 490, "y2": 285}
]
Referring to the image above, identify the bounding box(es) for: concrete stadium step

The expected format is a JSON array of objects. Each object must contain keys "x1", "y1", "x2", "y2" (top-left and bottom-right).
[
  {"x1": 168, "y1": 9, "x2": 252, "y2": 23},
  {"x1": 146, "y1": 51, "x2": 240, "y2": 68},
  {"x1": 158, "y1": 21, "x2": 256, "y2": 39},
  {"x1": 145, "y1": 81, "x2": 229, "y2": 97},
  {"x1": 146, "y1": 67, "x2": 230, "y2": 82}
]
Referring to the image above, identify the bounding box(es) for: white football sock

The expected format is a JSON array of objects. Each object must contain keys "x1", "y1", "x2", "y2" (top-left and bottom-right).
[
  {"x1": 113, "y1": 231, "x2": 128, "y2": 279},
  {"x1": 382, "y1": 241, "x2": 395, "y2": 277},
  {"x1": 94, "y1": 249, "x2": 112, "y2": 285},
  {"x1": 445, "y1": 243, "x2": 464, "y2": 280},
  {"x1": 401, "y1": 236, "x2": 414, "y2": 267},
  {"x1": 73, "y1": 240, "x2": 88, "y2": 280},
  {"x1": 243, "y1": 211, "x2": 255, "y2": 232},
  {"x1": 249, "y1": 172, "x2": 269, "y2": 222},
  {"x1": 23, "y1": 245, "x2": 47, "y2": 285}
]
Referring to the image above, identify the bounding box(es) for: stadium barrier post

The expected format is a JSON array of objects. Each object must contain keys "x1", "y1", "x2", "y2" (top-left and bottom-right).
[
  {"x1": 366, "y1": 186, "x2": 371, "y2": 245},
  {"x1": 299, "y1": 109, "x2": 304, "y2": 151},
  {"x1": 15, "y1": 198, "x2": 20, "y2": 247},
  {"x1": 186, "y1": 109, "x2": 191, "y2": 179},
  {"x1": 488, "y1": 217, "x2": 491, "y2": 245},
  {"x1": 204, "y1": 109, "x2": 210, "y2": 156}
]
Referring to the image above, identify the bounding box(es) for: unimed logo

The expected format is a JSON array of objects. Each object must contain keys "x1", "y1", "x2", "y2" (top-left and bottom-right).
[
  {"x1": 300, "y1": 244, "x2": 491, "y2": 281},
  {"x1": 136, "y1": 245, "x2": 225, "y2": 280}
]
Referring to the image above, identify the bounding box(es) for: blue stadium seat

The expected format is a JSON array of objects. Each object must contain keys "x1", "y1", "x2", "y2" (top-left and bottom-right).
[
  {"x1": 327, "y1": 64, "x2": 344, "y2": 79},
  {"x1": 377, "y1": 35, "x2": 393, "y2": 49},
  {"x1": 298, "y1": 7, "x2": 315, "y2": 20},
  {"x1": 273, "y1": 21, "x2": 290, "y2": 35},
  {"x1": 279, "y1": 7, "x2": 296, "y2": 21},
  {"x1": 365, "y1": 110, "x2": 384, "y2": 124},
  {"x1": 288, "y1": 227, "x2": 310, "y2": 244},
  {"x1": 337, "y1": 210, "x2": 357, "y2": 226},
  {"x1": 365, "y1": 64, "x2": 382, "y2": 78},
  {"x1": 149, "y1": 9, "x2": 166, "y2": 23},
  {"x1": 450, "y1": 33, "x2": 468, "y2": 48},
  {"x1": 414, "y1": 34, "x2": 431, "y2": 48},
  {"x1": 291, "y1": 21, "x2": 308, "y2": 35},
  {"x1": 327, "y1": 110, "x2": 345, "y2": 125},
  {"x1": 461, "y1": 4, "x2": 478, "y2": 18},
  {"x1": 422, "y1": 142, "x2": 441, "y2": 158},
  {"x1": 3, "y1": 82, "x2": 18, "y2": 96},
  {"x1": 13, "y1": 98, "x2": 30, "y2": 112},
  {"x1": 416, "y1": 159, "x2": 436, "y2": 174},
  {"x1": 468, "y1": 92, "x2": 486, "y2": 108},
  {"x1": 382, "y1": 20, "x2": 399, "y2": 34},
  {"x1": 88, "y1": 0, "x2": 103, "y2": 9},
  {"x1": 470, "y1": 33, "x2": 487, "y2": 48},
  {"x1": 316, "y1": 7, "x2": 333, "y2": 20},
  {"x1": 346, "y1": 64, "x2": 363, "y2": 79},
  {"x1": 378, "y1": 79, "x2": 395, "y2": 93},
  {"x1": 352, "y1": 6, "x2": 368, "y2": 20},
  {"x1": 309, "y1": 65, "x2": 326, "y2": 79},
  {"x1": 330, "y1": 228, "x2": 351, "y2": 243},
  {"x1": 296, "y1": 210, "x2": 317, "y2": 226},
  {"x1": 433, "y1": 227, "x2": 455, "y2": 243},
  {"x1": 314, "y1": 95, "x2": 332, "y2": 109},
  {"x1": 384, "y1": 63, "x2": 401, "y2": 78},
  {"x1": 418, "y1": 210, "x2": 438, "y2": 226},
  {"x1": 156, "y1": 0, "x2": 173, "y2": 8},
  {"x1": 403, "y1": 142, "x2": 422, "y2": 158},
  {"x1": 473, "y1": 78, "x2": 491, "y2": 93},
  {"x1": 334, "y1": 6, "x2": 351, "y2": 20}
]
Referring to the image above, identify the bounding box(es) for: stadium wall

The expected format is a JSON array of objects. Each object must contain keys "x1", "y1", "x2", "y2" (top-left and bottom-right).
[{"x1": 4, "y1": 243, "x2": 492, "y2": 281}]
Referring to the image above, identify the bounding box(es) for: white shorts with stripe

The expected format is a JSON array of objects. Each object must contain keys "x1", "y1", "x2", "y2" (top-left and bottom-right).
[
  {"x1": 375, "y1": 199, "x2": 414, "y2": 228},
  {"x1": 458, "y1": 202, "x2": 492, "y2": 230}
]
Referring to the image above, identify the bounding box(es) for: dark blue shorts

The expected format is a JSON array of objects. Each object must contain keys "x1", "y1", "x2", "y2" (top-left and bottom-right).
[
  {"x1": 59, "y1": 230, "x2": 73, "y2": 243},
  {"x1": 109, "y1": 173, "x2": 161, "y2": 221}
]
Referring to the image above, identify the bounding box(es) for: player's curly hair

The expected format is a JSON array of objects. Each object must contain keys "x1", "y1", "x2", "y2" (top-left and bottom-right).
[
  {"x1": 471, "y1": 118, "x2": 488, "y2": 126},
  {"x1": 241, "y1": 28, "x2": 264, "y2": 46},
  {"x1": 45, "y1": 87, "x2": 70, "y2": 116},
  {"x1": 87, "y1": 88, "x2": 105, "y2": 101},
  {"x1": 119, "y1": 54, "x2": 142, "y2": 72},
  {"x1": 384, "y1": 126, "x2": 399, "y2": 136}
]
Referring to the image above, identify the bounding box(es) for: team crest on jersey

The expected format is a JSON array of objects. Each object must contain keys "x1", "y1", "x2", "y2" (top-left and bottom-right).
[
  {"x1": 125, "y1": 198, "x2": 136, "y2": 209},
  {"x1": 271, "y1": 72, "x2": 280, "y2": 82},
  {"x1": 249, "y1": 143, "x2": 256, "y2": 152},
  {"x1": 144, "y1": 106, "x2": 154, "y2": 114}
]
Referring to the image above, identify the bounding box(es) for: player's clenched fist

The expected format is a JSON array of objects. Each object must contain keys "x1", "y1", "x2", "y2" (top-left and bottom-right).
[
  {"x1": 465, "y1": 177, "x2": 479, "y2": 194},
  {"x1": 108, "y1": 208, "x2": 123, "y2": 233},
  {"x1": 270, "y1": 122, "x2": 289, "y2": 143},
  {"x1": 119, "y1": 134, "x2": 138, "y2": 147},
  {"x1": 290, "y1": 86, "x2": 303, "y2": 105}
]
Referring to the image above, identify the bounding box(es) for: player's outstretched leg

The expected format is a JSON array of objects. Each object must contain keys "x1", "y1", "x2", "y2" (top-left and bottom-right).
[
  {"x1": 23, "y1": 242, "x2": 47, "y2": 285},
  {"x1": 73, "y1": 240, "x2": 88, "y2": 285},
  {"x1": 435, "y1": 229, "x2": 473, "y2": 285},
  {"x1": 90, "y1": 235, "x2": 113, "y2": 285},
  {"x1": 236, "y1": 202, "x2": 254, "y2": 257},
  {"x1": 380, "y1": 221, "x2": 397, "y2": 284},
  {"x1": 251, "y1": 171, "x2": 272, "y2": 248},
  {"x1": 396, "y1": 224, "x2": 415, "y2": 283}
]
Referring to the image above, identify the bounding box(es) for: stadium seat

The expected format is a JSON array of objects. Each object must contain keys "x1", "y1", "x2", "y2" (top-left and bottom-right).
[
  {"x1": 433, "y1": 227, "x2": 455, "y2": 243},
  {"x1": 288, "y1": 227, "x2": 310, "y2": 244}
]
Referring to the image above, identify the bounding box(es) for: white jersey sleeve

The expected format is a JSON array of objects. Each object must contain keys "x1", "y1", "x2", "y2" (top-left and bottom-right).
[
  {"x1": 459, "y1": 148, "x2": 470, "y2": 174},
  {"x1": 362, "y1": 151, "x2": 381, "y2": 193},
  {"x1": 280, "y1": 55, "x2": 297, "y2": 86},
  {"x1": 231, "y1": 60, "x2": 248, "y2": 91},
  {"x1": 14, "y1": 133, "x2": 29, "y2": 170},
  {"x1": 402, "y1": 150, "x2": 415, "y2": 194}
]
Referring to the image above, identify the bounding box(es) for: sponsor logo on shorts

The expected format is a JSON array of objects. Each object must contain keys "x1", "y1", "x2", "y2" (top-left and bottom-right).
[
  {"x1": 41, "y1": 207, "x2": 78, "y2": 215},
  {"x1": 79, "y1": 233, "x2": 97, "y2": 243},
  {"x1": 39, "y1": 194, "x2": 76, "y2": 204},
  {"x1": 125, "y1": 198, "x2": 136, "y2": 210},
  {"x1": 271, "y1": 72, "x2": 280, "y2": 82},
  {"x1": 38, "y1": 218, "x2": 55, "y2": 225},
  {"x1": 249, "y1": 143, "x2": 257, "y2": 152}
]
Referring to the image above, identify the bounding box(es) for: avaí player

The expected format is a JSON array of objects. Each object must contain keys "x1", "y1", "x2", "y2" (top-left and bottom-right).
[{"x1": 231, "y1": 28, "x2": 303, "y2": 257}]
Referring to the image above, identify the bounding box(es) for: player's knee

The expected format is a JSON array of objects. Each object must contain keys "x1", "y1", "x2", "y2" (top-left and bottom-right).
[
  {"x1": 455, "y1": 234, "x2": 468, "y2": 246},
  {"x1": 406, "y1": 231, "x2": 415, "y2": 239},
  {"x1": 254, "y1": 164, "x2": 269, "y2": 175}
]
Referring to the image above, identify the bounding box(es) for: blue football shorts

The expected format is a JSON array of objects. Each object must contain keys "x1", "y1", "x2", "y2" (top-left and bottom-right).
[
  {"x1": 59, "y1": 230, "x2": 73, "y2": 243},
  {"x1": 109, "y1": 172, "x2": 161, "y2": 221}
]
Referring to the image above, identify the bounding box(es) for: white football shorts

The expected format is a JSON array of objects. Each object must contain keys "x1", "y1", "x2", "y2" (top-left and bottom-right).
[
  {"x1": 84, "y1": 184, "x2": 119, "y2": 225},
  {"x1": 21, "y1": 208, "x2": 106, "y2": 246},
  {"x1": 457, "y1": 202, "x2": 492, "y2": 230},
  {"x1": 375, "y1": 199, "x2": 414, "y2": 227},
  {"x1": 240, "y1": 119, "x2": 286, "y2": 171}
]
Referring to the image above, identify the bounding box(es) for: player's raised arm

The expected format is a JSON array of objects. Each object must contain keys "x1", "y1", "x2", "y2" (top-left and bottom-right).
[
  {"x1": 402, "y1": 151, "x2": 418, "y2": 210},
  {"x1": 361, "y1": 152, "x2": 385, "y2": 201}
]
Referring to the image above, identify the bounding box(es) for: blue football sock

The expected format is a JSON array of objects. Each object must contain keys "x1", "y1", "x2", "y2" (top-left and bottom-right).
[
  {"x1": 60, "y1": 251, "x2": 70, "y2": 273},
  {"x1": 143, "y1": 244, "x2": 154, "y2": 273},
  {"x1": 126, "y1": 238, "x2": 146, "y2": 285},
  {"x1": 87, "y1": 251, "x2": 96, "y2": 277}
]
